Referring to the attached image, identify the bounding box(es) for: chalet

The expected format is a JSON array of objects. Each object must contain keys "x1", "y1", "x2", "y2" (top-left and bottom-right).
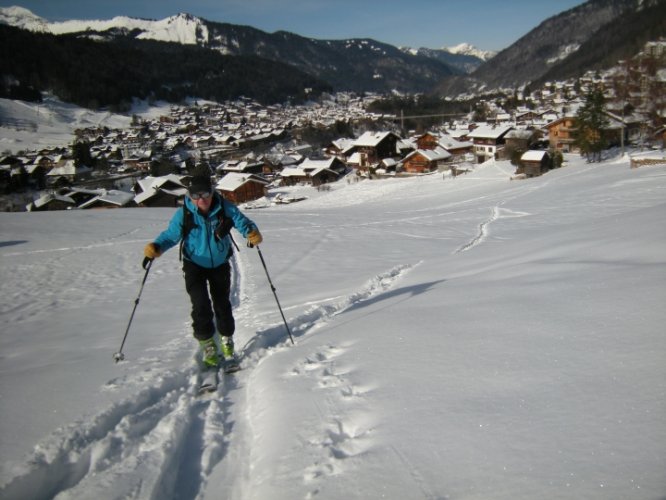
[
  {"x1": 503, "y1": 129, "x2": 539, "y2": 159},
  {"x1": 303, "y1": 157, "x2": 347, "y2": 176},
  {"x1": 46, "y1": 160, "x2": 93, "y2": 187},
  {"x1": 520, "y1": 150, "x2": 550, "y2": 177},
  {"x1": 25, "y1": 163, "x2": 48, "y2": 189},
  {"x1": 467, "y1": 125, "x2": 514, "y2": 163},
  {"x1": 279, "y1": 158, "x2": 343, "y2": 187},
  {"x1": 134, "y1": 174, "x2": 187, "y2": 207},
  {"x1": 279, "y1": 166, "x2": 309, "y2": 186},
  {"x1": 301, "y1": 157, "x2": 346, "y2": 185},
  {"x1": 27, "y1": 193, "x2": 77, "y2": 212},
  {"x1": 437, "y1": 134, "x2": 474, "y2": 158},
  {"x1": 415, "y1": 132, "x2": 440, "y2": 150},
  {"x1": 325, "y1": 138, "x2": 355, "y2": 159},
  {"x1": 515, "y1": 110, "x2": 540, "y2": 124},
  {"x1": 546, "y1": 117, "x2": 578, "y2": 153},
  {"x1": 350, "y1": 131, "x2": 402, "y2": 167},
  {"x1": 402, "y1": 147, "x2": 452, "y2": 174},
  {"x1": 216, "y1": 173, "x2": 269, "y2": 204}
]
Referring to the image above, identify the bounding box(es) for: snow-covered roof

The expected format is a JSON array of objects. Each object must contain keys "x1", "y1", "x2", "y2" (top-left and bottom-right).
[
  {"x1": 467, "y1": 125, "x2": 514, "y2": 140},
  {"x1": 437, "y1": 134, "x2": 473, "y2": 151},
  {"x1": 353, "y1": 131, "x2": 398, "y2": 147},
  {"x1": 46, "y1": 160, "x2": 92, "y2": 176},
  {"x1": 404, "y1": 147, "x2": 452, "y2": 162},
  {"x1": 134, "y1": 174, "x2": 187, "y2": 204},
  {"x1": 215, "y1": 173, "x2": 268, "y2": 192},
  {"x1": 521, "y1": 150, "x2": 548, "y2": 162},
  {"x1": 79, "y1": 190, "x2": 135, "y2": 208},
  {"x1": 279, "y1": 167, "x2": 308, "y2": 178}
]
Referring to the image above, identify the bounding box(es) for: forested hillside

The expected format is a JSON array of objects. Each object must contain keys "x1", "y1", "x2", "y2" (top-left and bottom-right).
[{"x1": 0, "y1": 24, "x2": 332, "y2": 109}]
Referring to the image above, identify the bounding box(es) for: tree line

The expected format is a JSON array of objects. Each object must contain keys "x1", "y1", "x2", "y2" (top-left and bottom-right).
[{"x1": 0, "y1": 24, "x2": 332, "y2": 110}]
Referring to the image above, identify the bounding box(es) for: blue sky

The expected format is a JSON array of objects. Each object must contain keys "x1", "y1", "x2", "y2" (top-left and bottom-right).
[{"x1": 2, "y1": 0, "x2": 586, "y2": 51}]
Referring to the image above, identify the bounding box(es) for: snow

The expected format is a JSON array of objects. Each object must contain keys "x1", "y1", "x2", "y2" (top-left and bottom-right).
[
  {"x1": 444, "y1": 43, "x2": 497, "y2": 61},
  {"x1": 1, "y1": 153, "x2": 666, "y2": 499},
  {"x1": 0, "y1": 96, "x2": 175, "y2": 154}
]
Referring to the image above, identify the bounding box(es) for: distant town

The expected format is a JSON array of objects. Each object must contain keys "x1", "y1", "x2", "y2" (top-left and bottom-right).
[{"x1": 1, "y1": 40, "x2": 664, "y2": 212}]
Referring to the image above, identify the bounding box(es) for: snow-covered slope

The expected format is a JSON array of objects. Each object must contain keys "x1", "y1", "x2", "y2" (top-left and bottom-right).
[
  {"x1": 0, "y1": 5, "x2": 49, "y2": 31},
  {"x1": 1, "y1": 152, "x2": 665, "y2": 499}
]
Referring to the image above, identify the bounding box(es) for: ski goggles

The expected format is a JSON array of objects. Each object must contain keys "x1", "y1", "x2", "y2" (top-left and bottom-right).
[{"x1": 190, "y1": 190, "x2": 213, "y2": 200}]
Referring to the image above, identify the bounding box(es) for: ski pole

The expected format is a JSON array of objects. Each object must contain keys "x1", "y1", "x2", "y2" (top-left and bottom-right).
[
  {"x1": 254, "y1": 246, "x2": 294, "y2": 344},
  {"x1": 114, "y1": 259, "x2": 152, "y2": 362}
]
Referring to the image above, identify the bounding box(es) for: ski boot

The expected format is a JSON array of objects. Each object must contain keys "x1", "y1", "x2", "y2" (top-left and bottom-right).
[
  {"x1": 199, "y1": 337, "x2": 219, "y2": 369},
  {"x1": 220, "y1": 336, "x2": 240, "y2": 373}
]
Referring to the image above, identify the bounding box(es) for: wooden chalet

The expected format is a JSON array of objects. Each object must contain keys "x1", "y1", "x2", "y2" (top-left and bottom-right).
[
  {"x1": 519, "y1": 150, "x2": 550, "y2": 177},
  {"x1": 350, "y1": 131, "x2": 402, "y2": 167},
  {"x1": 134, "y1": 174, "x2": 187, "y2": 207},
  {"x1": 503, "y1": 129, "x2": 539, "y2": 159},
  {"x1": 215, "y1": 173, "x2": 269, "y2": 204},
  {"x1": 402, "y1": 147, "x2": 452, "y2": 174},
  {"x1": 325, "y1": 138, "x2": 356, "y2": 159},
  {"x1": 437, "y1": 134, "x2": 474, "y2": 158},
  {"x1": 415, "y1": 132, "x2": 440, "y2": 150},
  {"x1": 27, "y1": 193, "x2": 77, "y2": 211},
  {"x1": 546, "y1": 117, "x2": 578, "y2": 153},
  {"x1": 279, "y1": 158, "x2": 343, "y2": 187}
]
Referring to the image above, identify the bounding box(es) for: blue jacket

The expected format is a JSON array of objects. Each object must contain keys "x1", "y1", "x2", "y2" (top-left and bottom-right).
[{"x1": 154, "y1": 193, "x2": 257, "y2": 269}]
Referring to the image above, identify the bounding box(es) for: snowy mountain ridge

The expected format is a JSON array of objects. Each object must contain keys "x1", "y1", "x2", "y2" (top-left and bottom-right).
[
  {"x1": 0, "y1": 7, "x2": 209, "y2": 45},
  {"x1": 445, "y1": 42, "x2": 496, "y2": 61}
]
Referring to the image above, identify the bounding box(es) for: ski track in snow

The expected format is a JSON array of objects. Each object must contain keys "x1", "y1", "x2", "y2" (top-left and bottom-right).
[{"x1": 0, "y1": 254, "x2": 416, "y2": 500}]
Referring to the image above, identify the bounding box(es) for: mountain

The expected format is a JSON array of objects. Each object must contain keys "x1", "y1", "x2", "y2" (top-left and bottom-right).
[
  {"x1": 400, "y1": 44, "x2": 495, "y2": 74},
  {"x1": 533, "y1": 0, "x2": 666, "y2": 87},
  {"x1": 0, "y1": 7, "x2": 459, "y2": 94},
  {"x1": 435, "y1": 0, "x2": 666, "y2": 95}
]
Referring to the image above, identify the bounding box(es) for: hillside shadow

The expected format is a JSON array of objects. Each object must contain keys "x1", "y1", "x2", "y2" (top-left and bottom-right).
[
  {"x1": 241, "y1": 278, "x2": 447, "y2": 353},
  {"x1": 0, "y1": 240, "x2": 28, "y2": 248},
  {"x1": 346, "y1": 279, "x2": 446, "y2": 313}
]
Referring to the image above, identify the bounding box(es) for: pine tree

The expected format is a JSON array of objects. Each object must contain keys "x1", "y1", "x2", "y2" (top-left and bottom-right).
[{"x1": 574, "y1": 87, "x2": 609, "y2": 163}]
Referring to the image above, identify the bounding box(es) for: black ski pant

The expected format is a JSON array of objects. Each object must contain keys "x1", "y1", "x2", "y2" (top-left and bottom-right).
[{"x1": 183, "y1": 260, "x2": 235, "y2": 341}]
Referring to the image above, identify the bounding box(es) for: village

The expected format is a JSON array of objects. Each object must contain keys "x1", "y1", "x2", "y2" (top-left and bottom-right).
[{"x1": 1, "y1": 39, "x2": 665, "y2": 212}]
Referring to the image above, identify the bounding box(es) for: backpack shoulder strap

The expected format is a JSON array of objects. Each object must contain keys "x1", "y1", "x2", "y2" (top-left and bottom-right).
[{"x1": 179, "y1": 205, "x2": 196, "y2": 261}]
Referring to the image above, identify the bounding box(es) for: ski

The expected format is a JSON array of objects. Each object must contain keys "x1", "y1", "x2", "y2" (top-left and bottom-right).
[
  {"x1": 223, "y1": 358, "x2": 241, "y2": 374},
  {"x1": 198, "y1": 368, "x2": 219, "y2": 394}
]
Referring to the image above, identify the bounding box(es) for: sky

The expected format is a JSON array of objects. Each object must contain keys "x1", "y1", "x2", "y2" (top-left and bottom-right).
[
  {"x1": 1, "y1": 135, "x2": 665, "y2": 498},
  {"x1": 1, "y1": 0, "x2": 587, "y2": 51}
]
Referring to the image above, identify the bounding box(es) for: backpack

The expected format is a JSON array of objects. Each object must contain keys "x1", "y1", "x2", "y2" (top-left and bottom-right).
[{"x1": 179, "y1": 202, "x2": 237, "y2": 261}]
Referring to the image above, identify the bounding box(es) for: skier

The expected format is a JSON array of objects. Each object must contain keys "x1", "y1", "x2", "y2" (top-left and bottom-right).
[{"x1": 142, "y1": 170, "x2": 262, "y2": 373}]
